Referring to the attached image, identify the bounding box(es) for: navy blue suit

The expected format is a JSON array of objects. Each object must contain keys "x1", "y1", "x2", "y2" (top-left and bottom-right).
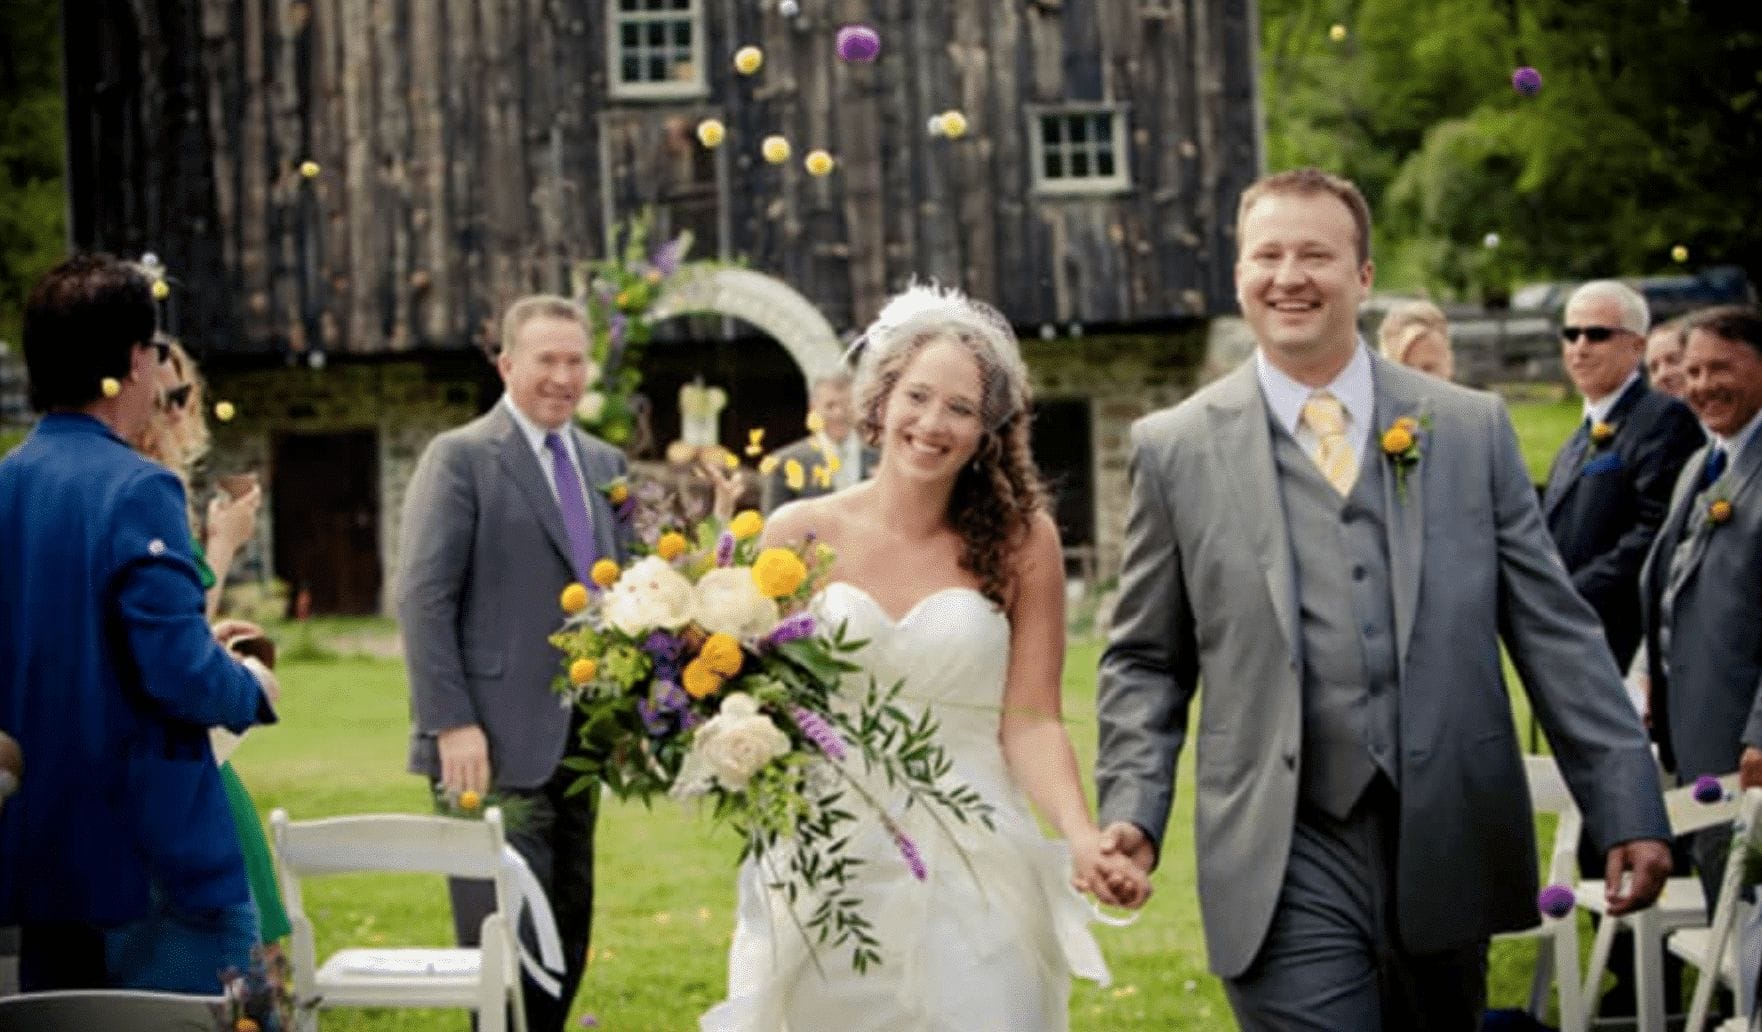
[
  {"x1": 1543, "y1": 379, "x2": 1704, "y2": 670},
  {"x1": 0, "y1": 414, "x2": 273, "y2": 933}
]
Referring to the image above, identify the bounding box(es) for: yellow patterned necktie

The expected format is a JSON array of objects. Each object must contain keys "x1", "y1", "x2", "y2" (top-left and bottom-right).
[{"x1": 1301, "y1": 391, "x2": 1357, "y2": 496}]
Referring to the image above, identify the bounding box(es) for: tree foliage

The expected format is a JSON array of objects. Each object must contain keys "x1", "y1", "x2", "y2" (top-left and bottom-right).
[
  {"x1": 0, "y1": 0, "x2": 66, "y2": 346},
  {"x1": 1261, "y1": 0, "x2": 1762, "y2": 299}
]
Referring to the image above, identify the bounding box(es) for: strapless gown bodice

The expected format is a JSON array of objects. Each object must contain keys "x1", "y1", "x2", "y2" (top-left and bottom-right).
[{"x1": 700, "y1": 583, "x2": 1110, "y2": 1032}]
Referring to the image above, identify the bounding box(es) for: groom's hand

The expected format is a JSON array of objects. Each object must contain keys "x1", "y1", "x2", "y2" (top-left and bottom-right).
[
  {"x1": 1098, "y1": 821, "x2": 1156, "y2": 874},
  {"x1": 1603, "y1": 838, "x2": 1673, "y2": 916}
]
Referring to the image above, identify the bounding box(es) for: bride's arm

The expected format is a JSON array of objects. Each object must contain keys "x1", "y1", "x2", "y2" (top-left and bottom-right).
[{"x1": 1000, "y1": 513, "x2": 1144, "y2": 906}]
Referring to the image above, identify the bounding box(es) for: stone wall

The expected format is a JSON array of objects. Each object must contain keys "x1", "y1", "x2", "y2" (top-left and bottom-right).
[{"x1": 205, "y1": 361, "x2": 481, "y2": 614}]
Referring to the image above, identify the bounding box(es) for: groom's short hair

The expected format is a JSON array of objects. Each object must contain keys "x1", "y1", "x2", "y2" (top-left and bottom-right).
[{"x1": 1236, "y1": 168, "x2": 1373, "y2": 266}]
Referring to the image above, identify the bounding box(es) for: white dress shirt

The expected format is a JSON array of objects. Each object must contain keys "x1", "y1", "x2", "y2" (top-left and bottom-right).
[
  {"x1": 502, "y1": 394, "x2": 591, "y2": 509},
  {"x1": 1255, "y1": 342, "x2": 1376, "y2": 463}
]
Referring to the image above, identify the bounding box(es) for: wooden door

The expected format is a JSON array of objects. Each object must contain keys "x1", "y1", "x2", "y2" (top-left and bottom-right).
[{"x1": 271, "y1": 430, "x2": 381, "y2": 615}]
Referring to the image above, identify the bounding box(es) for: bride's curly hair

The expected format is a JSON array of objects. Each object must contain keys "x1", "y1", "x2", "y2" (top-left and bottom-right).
[{"x1": 854, "y1": 297, "x2": 1049, "y2": 607}]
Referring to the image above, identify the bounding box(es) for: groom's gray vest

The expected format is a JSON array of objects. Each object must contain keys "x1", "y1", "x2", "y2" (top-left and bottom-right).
[{"x1": 1272, "y1": 425, "x2": 1401, "y2": 820}]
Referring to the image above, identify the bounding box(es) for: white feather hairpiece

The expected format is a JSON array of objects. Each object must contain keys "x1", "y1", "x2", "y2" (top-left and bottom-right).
[{"x1": 851, "y1": 282, "x2": 1029, "y2": 429}]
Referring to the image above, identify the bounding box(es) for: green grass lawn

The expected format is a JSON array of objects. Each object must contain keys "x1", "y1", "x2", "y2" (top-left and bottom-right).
[
  {"x1": 1507, "y1": 397, "x2": 1584, "y2": 485},
  {"x1": 232, "y1": 632, "x2": 1583, "y2": 1031}
]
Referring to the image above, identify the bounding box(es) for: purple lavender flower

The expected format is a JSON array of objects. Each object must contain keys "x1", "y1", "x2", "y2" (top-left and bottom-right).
[
  {"x1": 1536, "y1": 884, "x2": 1575, "y2": 919},
  {"x1": 657, "y1": 681, "x2": 689, "y2": 714},
  {"x1": 716, "y1": 530, "x2": 735, "y2": 567},
  {"x1": 679, "y1": 709, "x2": 704, "y2": 733},
  {"x1": 642, "y1": 630, "x2": 683, "y2": 662},
  {"x1": 649, "y1": 236, "x2": 686, "y2": 278},
  {"x1": 637, "y1": 698, "x2": 671, "y2": 737},
  {"x1": 891, "y1": 826, "x2": 927, "y2": 881},
  {"x1": 791, "y1": 706, "x2": 847, "y2": 761},
  {"x1": 1693, "y1": 774, "x2": 1727, "y2": 804},
  {"x1": 764, "y1": 612, "x2": 817, "y2": 649},
  {"x1": 604, "y1": 312, "x2": 629, "y2": 377}
]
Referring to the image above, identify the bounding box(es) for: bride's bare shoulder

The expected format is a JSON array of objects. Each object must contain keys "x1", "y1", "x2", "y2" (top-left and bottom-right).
[{"x1": 762, "y1": 494, "x2": 850, "y2": 549}]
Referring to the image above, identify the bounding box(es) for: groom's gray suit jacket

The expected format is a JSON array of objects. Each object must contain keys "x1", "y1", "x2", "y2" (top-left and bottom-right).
[
  {"x1": 1097, "y1": 354, "x2": 1668, "y2": 979},
  {"x1": 400, "y1": 402, "x2": 631, "y2": 788}
]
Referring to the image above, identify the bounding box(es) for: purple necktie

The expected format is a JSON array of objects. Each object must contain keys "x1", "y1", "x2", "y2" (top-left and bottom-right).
[{"x1": 544, "y1": 432, "x2": 597, "y2": 583}]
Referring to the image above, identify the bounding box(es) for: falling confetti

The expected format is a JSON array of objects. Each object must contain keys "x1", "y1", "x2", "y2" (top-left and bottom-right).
[
  {"x1": 696, "y1": 118, "x2": 726, "y2": 148},
  {"x1": 1483, "y1": 231, "x2": 1501, "y2": 249},
  {"x1": 762, "y1": 135, "x2": 792, "y2": 164},
  {"x1": 1672, "y1": 244, "x2": 1689, "y2": 263},
  {"x1": 835, "y1": 24, "x2": 881, "y2": 63},
  {"x1": 1329, "y1": 24, "x2": 1347, "y2": 42},
  {"x1": 940, "y1": 110, "x2": 969, "y2": 139},
  {"x1": 777, "y1": 0, "x2": 799, "y2": 16},
  {"x1": 1511, "y1": 66, "x2": 1542, "y2": 97},
  {"x1": 299, "y1": 160, "x2": 321, "y2": 179},
  {"x1": 927, "y1": 114, "x2": 947, "y2": 137},
  {"x1": 733, "y1": 45, "x2": 764, "y2": 75},
  {"x1": 214, "y1": 400, "x2": 237, "y2": 422},
  {"x1": 151, "y1": 280, "x2": 171, "y2": 301},
  {"x1": 804, "y1": 150, "x2": 835, "y2": 176}
]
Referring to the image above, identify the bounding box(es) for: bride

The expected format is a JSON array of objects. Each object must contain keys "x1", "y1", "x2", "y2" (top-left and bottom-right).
[{"x1": 701, "y1": 285, "x2": 1149, "y2": 1031}]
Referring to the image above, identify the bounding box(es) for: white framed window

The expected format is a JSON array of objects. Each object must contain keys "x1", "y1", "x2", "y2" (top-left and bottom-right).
[
  {"x1": 1030, "y1": 106, "x2": 1130, "y2": 195},
  {"x1": 609, "y1": 0, "x2": 706, "y2": 100}
]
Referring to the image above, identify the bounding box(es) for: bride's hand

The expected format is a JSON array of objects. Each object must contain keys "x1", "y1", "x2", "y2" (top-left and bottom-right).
[{"x1": 1069, "y1": 829, "x2": 1151, "y2": 909}]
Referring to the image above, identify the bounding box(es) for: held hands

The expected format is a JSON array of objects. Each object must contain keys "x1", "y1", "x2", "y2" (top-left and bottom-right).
[
  {"x1": 1071, "y1": 823, "x2": 1153, "y2": 909},
  {"x1": 438, "y1": 724, "x2": 492, "y2": 798},
  {"x1": 1603, "y1": 838, "x2": 1673, "y2": 917}
]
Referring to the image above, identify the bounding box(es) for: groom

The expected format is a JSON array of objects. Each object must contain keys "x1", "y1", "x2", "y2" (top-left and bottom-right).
[{"x1": 1096, "y1": 168, "x2": 1671, "y2": 1029}]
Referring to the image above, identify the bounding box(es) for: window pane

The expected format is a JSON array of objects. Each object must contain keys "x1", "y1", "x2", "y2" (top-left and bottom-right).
[
  {"x1": 621, "y1": 23, "x2": 641, "y2": 47},
  {"x1": 623, "y1": 56, "x2": 642, "y2": 82},
  {"x1": 618, "y1": 0, "x2": 639, "y2": 10},
  {"x1": 1096, "y1": 150, "x2": 1115, "y2": 177},
  {"x1": 649, "y1": 55, "x2": 668, "y2": 81},
  {"x1": 648, "y1": 22, "x2": 666, "y2": 46},
  {"x1": 1044, "y1": 150, "x2": 1063, "y2": 179},
  {"x1": 1071, "y1": 151, "x2": 1090, "y2": 177},
  {"x1": 1068, "y1": 116, "x2": 1090, "y2": 144},
  {"x1": 645, "y1": 0, "x2": 666, "y2": 10},
  {"x1": 672, "y1": 21, "x2": 691, "y2": 49}
]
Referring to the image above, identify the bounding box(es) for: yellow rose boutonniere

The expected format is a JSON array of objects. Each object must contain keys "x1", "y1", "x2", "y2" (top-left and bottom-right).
[
  {"x1": 1708, "y1": 497, "x2": 1734, "y2": 526},
  {"x1": 1381, "y1": 414, "x2": 1428, "y2": 501},
  {"x1": 1589, "y1": 421, "x2": 1616, "y2": 447}
]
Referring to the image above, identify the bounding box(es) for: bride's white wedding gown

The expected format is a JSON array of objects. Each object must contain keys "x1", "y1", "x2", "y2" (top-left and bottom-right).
[{"x1": 701, "y1": 582, "x2": 1111, "y2": 1032}]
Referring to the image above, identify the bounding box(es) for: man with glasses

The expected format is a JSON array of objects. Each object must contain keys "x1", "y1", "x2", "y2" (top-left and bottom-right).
[{"x1": 1541, "y1": 279, "x2": 1702, "y2": 1018}]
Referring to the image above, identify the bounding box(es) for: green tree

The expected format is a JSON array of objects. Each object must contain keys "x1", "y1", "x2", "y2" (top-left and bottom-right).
[{"x1": 0, "y1": 0, "x2": 66, "y2": 347}]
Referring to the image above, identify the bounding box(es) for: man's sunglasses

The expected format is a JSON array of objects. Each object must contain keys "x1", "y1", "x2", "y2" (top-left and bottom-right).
[
  {"x1": 159, "y1": 383, "x2": 193, "y2": 411},
  {"x1": 148, "y1": 334, "x2": 174, "y2": 363},
  {"x1": 1560, "y1": 325, "x2": 1629, "y2": 344}
]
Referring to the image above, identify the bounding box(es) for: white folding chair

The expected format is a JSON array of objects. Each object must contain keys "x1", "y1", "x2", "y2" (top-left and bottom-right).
[
  {"x1": 1668, "y1": 787, "x2": 1762, "y2": 1032},
  {"x1": 270, "y1": 806, "x2": 525, "y2": 1032},
  {"x1": 1578, "y1": 773, "x2": 1741, "y2": 1032},
  {"x1": 0, "y1": 989, "x2": 226, "y2": 1031},
  {"x1": 1493, "y1": 755, "x2": 1589, "y2": 1032}
]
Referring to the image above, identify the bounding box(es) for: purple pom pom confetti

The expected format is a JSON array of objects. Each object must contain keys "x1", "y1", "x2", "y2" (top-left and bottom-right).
[
  {"x1": 835, "y1": 24, "x2": 881, "y2": 63},
  {"x1": 1536, "y1": 884, "x2": 1575, "y2": 919},
  {"x1": 1693, "y1": 774, "x2": 1727, "y2": 804},
  {"x1": 1511, "y1": 66, "x2": 1542, "y2": 97}
]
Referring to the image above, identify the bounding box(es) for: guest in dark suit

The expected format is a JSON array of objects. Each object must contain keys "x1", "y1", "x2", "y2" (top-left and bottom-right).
[
  {"x1": 399, "y1": 295, "x2": 632, "y2": 1032},
  {"x1": 0, "y1": 255, "x2": 278, "y2": 992},
  {"x1": 1544, "y1": 280, "x2": 1704, "y2": 673},
  {"x1": 759, "y1": 371, "x2": 877, "y2": 512},
  {"x1": 1642, "y1": 304, "x2": 1762, "y2": 904}
]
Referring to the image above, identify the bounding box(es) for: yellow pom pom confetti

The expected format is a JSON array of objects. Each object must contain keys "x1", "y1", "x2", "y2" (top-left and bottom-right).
[
  {"x1": 1672, "y1": 244, "x2": 1689, "y2": 264},
  {"x1": 784, "y1": 459, "x2": 804, "y2": 491},
  {"x1": 1329, "y1": 24, "x2": 1347, "y2": 42},
  {"x1": 940, "y1": 110, "x2": 969, "y2": 139},
  {"x1": 100, "y1": 377, "x2": 121, "y2": 399},
  {"x1": 591, "y1": 558, "x2": 622, "y2": 588},
  {"x1": 696, "y1": 118, "x2": 726, "y2": 148},
  {"x1": 805, "y1": 411, "x2": 825, "y2": 434},
  {"x1": 729, "y1": 509, "x2": 764, "y2": 540},
  {"x1": 745, "y1": 428, "x2": 765, "y2": 456},
  {"x1": 656, "y1": 531, "x2": 688, "y2": 561},
  {"x1": 151, "y1": 280, "x2": 171, "y2": 301},
  {"x1": 213, "y1": 400, "x2": 237, "y2": 422},
  {"x1": 811, "y1": 464, "x2": 832, "y2": 488},
  {"x1": 761, "y1": 135, "x2": 791, "y2": 164},
  {"x1": 733, "y1": 45, "x2": 764, "y2": 75},
  {"x1": 560, "y1": 582, "x2": 590, "y2": 614},
  {"x1": 569, "y1": 658, "x2": 597, "y2": 685},
  {"x1": 299, "y1": 160, "x2": 321, "y2": 179},
  {"x1": 723, "y1": 450, "x2": 740, "y2": 470},
  {"x1": 759, "y1": 455, "x2": 781, "y2": 475},
  {"x1": 804, "y1": 150, "x2": 835, "y2": 177}
]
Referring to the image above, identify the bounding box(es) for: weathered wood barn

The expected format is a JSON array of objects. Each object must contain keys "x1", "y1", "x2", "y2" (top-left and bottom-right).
[{"x1": 62, "y1": 0, "x2": 1261, "y2": 613}]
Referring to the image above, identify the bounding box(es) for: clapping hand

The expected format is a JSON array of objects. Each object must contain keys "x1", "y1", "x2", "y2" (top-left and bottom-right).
[
  {"x1": 698, "y1": 456, "x2": 744, "y2": 523},
  {"x1": 206, "y1": 483, "x2": 262, "y2": 554}
]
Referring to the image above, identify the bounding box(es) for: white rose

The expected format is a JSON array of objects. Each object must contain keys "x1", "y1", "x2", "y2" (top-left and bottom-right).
[
  {"x1": 694, "y1": 567, "x2": 779, "y2": 638},
  {"x1": 601, "y1": 556, "x2": 695, "y2": 636},
  {"x1": 576, "y1": 390, "x2": 607, "y2": 424},
  {"x1": 691, "y1": 693, "x2": 791, "y2": 791}
]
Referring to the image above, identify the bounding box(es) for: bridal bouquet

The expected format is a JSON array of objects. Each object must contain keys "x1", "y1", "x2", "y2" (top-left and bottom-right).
[{"x1": 550, "y1": 502, "x2": 993, "y2": 972}]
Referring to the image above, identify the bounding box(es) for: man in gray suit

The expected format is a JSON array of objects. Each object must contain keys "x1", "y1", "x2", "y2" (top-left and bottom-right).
[
  {"x1": 399, "y1": 295, "x2": 631, "y2": 1032},
  {"x1": 759, "y1": 370, "x2": 876, "y2": 513},
  {"x1": 1095, "y1": 168, "x2": 1671, "y2": 1029},
  {"x1": 1641, "y1": 304, "x2": 1762, "y2": 905}
]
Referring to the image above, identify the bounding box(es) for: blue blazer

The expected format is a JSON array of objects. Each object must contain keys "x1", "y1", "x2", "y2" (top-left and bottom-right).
[{"x1": 0, "y1": 414, "x2": 274, "y2": 926}]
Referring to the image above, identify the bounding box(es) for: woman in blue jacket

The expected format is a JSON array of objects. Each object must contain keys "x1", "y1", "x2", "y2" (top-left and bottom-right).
[{"x1": 0, "y1": 255, "x2": 280, "y2": 992}]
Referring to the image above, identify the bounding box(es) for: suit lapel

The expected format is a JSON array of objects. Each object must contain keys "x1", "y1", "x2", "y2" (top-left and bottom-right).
[
  {"x1": 1206, "y1": 364, "x2": 1298, "y2": 667},
  {"x1": 495, "y1": 408, "x2": 575, "y2": 574},
  {"x1": 1370, "y1": 357, "x2": 1428, "y2": 675},
  {"x1": 1647, "y1": 448, "x2": 1704, "y2": 610},
  {"x1": 1675, "y1": 433, "x2": 1762, "y2": 594},
  {"x1": 1542, "y1": 422, "x2": 1589, "y2": 517}
]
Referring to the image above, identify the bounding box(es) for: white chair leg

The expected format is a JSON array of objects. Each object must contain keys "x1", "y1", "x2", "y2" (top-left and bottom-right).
[
  {"x1": 1529, "y1": 935, "x2": 1555, "y2": 1018},
  {"x1": 1556, "y1": 923, "x2": 1589, "y2": 1032},
  {"x1": 480, "y1": 917, "x2": 510, "y2": 1032},
  {"x1": 1635, "y1": 907, "x2": 1668, "y2": 1032},
  {"x1": 1583, "y1": 912, "x2": 1619, "y2": 1014}
]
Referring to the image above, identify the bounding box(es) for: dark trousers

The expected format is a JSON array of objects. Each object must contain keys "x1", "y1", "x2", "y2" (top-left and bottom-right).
[
  {"x1": 1226, "y1": 779, "x2": 1488, "y2": 1031},
  {"x1": 19, "y1": 922, "x2": 106, "y2": 992},
  {"x1": 446, "y1": 763, "x2": 599, "y2": 1032}
]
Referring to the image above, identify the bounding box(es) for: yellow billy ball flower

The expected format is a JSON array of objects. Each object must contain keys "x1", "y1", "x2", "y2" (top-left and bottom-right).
[
  {"x1": 1381, "y1": 425, "x2": 1414, "y2": 456},
  {"x1": 784, "y1": 459, "x2": 805, "y2": 491},
  {"x1": 591, "y1": 558, "x2": 622, "y2": 588},
  {"x1": 569, "y1": 657, "x2": 597, "y2": 685},
  {"x1": 761, "y1": 135, "x2": 791, "y2": 164},
  {"x1": 458, "y1": 789, "x2": 482, "y2": 811},
  {"x1": 151, "y1": 279, "x2": 171, "y2": 301},
  {"x1": 696, "y1": 118, "x2": 726, "y2": 148},
  {"x1": 733, "y1": 45, "x2": 764, "y2": 75},
  {"x1": 560, "y1": 582, "x2": 590, "y2": 614},
  {"x1": 752, "y1": 547, "x2": 808, "y2": 598},
  {"x1": 682, "y1": 658, "x2": 724, "y2": 699},
  {"x1": 699, "y1": 632, "x2": 744, "y2": 677},
  {"x1": 299, "y1": 159, "x2": 321, "y2": 179},
  {"x1": 656, "y1": 531, "x2": 689, "y2": 561},
  {"x1": 729, "y1": 509, "x2": 764, "y2": 540},
  {"x1": 804, "y1": 150, "x2": 835, "y2": 176},
  {"x1": 235, "y1": 1019, "x2": 261, "y2": 1032},
  {"x1": 940, "y1": 110, "x2": 969, "y2": 139}
]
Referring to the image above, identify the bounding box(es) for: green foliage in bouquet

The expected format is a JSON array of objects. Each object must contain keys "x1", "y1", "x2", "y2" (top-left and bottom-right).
[{"x1": 548, "y1": 501, "x2": 995, "y2": 972}]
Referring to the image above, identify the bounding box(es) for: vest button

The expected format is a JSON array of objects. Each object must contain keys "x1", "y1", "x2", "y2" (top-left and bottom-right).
[{"x1": 1352, "y1": 565, "x2": 1367, "y2": 581}]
